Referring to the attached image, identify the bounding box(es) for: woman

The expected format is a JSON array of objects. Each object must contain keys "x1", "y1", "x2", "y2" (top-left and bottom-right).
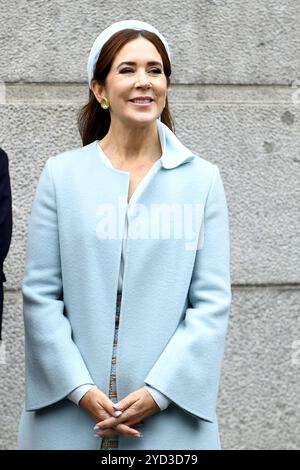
[{"x1": 18, "y1": 20, "x2": 232, "y2": 450}]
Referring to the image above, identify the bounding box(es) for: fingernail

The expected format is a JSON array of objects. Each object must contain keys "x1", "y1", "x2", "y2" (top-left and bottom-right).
[
  {"x1": 113, "y1": 403, "x2": 121, "y2": 409},
  {"x1": 114, "y1": 410, "x2": 122, "y2": 417},
  {"x1": 93, "y1": 424, "x2": 100, "y2": 430}
]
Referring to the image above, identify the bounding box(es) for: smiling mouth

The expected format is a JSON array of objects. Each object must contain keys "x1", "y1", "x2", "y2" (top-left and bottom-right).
[{"x1": 129, "y1": 99, "x2": 154, "y2": 104}]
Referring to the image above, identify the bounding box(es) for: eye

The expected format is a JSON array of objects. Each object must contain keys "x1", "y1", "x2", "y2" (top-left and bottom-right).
[
  {"x1": 150, "y1": 68, "x2": 162, "y2": 74},
  {"x1": 119, "y1": 68, "x2": 162, "y2": 74}
]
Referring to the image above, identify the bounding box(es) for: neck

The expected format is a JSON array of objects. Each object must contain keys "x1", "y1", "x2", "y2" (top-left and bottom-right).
[{"x1": 100, "y1": 119, "x2": 162, "y2": 163}]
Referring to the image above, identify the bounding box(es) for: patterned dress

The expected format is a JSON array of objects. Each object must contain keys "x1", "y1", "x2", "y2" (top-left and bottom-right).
[{"x1": 100, "y1": 292, "x2": 122, "y2": 450}]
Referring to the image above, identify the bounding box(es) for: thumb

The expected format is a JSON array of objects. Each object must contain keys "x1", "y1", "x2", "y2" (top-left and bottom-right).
[
  {"x1": 112, "y1": 394, "x2": 136, "y2": 412},
  {"x1": 102, "y1": 395, "x2": 123, "y2": 418}
]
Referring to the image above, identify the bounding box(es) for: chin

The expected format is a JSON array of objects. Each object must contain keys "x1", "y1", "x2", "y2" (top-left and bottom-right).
[{"x1": 125, "y1": 114, "x2": 158, "y2": 127}]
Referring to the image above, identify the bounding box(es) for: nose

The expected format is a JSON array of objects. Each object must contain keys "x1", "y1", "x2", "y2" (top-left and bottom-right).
[{"x1": 135, "y1": 70, "x2": 152, "y2": 88}]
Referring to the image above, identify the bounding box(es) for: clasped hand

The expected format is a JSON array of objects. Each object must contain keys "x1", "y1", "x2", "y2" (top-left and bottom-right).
[{"x1": 79, "y1": 386, "x2": 160, "y2": 439}]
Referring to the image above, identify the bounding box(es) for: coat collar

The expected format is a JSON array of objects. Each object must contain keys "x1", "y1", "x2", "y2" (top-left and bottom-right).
[
  {"x1": 157, "y1": 119, "x2": 196, "y2": 169},
  {"x1": 91, "y1": 119, "x2": 196, "y2": 171}
]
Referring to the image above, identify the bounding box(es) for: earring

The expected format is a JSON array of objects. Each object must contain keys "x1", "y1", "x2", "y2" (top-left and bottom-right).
[{"x1": 100, "y1": 96, "x2": 110, "y2": 109}]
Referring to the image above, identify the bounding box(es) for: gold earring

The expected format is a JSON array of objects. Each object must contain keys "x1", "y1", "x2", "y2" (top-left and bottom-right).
[{"x1": 100, "y1": 96, "x2": 110, "y2": 109}]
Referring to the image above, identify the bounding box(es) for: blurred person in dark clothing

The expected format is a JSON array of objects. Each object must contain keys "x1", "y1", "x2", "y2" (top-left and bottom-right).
[{"x1": 0, "y1": 148, "x2": 12, "y2": 340}]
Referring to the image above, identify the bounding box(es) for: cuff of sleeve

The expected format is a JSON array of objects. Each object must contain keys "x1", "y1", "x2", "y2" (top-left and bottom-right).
[
  {"x1": 144, "y1": 385, "x2": 171, "y2": 411},
  {"x1": 67, "y1": 384, "x2": 96, "y2": 406}
]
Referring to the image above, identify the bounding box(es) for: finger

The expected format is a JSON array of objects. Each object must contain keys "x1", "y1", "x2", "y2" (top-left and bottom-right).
[
  {"x1": 94, "y1": 423, "x2": 140, "y2": 437},
  {"x1": 95, "y1": 423, "x2": 142, "y2": 438},
  {"x1": 90, "y1": 406, "x2": 114, "y2": 423},
  {"x1": 116, "y1": 422, "x2": 142, "y2": 436},
  {"x1": 111, "y1": 393, "x2": 137, "y2": 412},
  {"x1": 98, "y1": 395, "x2": 123, "y2": 418},
  {"x1": 96, "y1": 397, "x2": 138, "y2": 428},
  {"x1": 97, "y1": 407, "x2": 140, "y2": 430},
  {"x1": 95, "y1": 427, "x2": 117, "y2": 438},
  {"x1": 94, "y1": 421, "x2": 139, "y2": 435}
]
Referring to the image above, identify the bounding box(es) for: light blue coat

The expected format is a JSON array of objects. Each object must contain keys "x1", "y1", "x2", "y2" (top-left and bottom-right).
[{"x1": 18, "y1": 120, "x2": 232, "y2": 450}]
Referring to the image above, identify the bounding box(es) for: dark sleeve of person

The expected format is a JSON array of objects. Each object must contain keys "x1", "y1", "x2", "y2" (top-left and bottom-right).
[{"x1": 0, "y1": 148, "x2": 13, "y2": 282}]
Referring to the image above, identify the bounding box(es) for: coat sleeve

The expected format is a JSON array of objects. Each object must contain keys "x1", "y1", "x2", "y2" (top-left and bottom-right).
[
  {"x1": 144, "y1": 164, "x2": 232, "y2": 423},
  {"x1": 22, "y1": 158, "x2": 94, "y2": 411}
]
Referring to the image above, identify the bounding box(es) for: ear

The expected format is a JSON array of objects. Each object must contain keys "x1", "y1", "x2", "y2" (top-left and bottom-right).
[{"x1": 91, "y1": 80, "x2": 105, "y2": 103}]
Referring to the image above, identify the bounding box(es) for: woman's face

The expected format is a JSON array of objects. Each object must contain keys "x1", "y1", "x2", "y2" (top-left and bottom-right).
[{"x1": 97, "y1": 37, "x2": 168, "y2": 127}]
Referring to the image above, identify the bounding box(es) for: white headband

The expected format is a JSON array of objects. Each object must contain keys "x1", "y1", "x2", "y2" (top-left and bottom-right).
[{"x1": 87, "y1": 20, "x2": 171, "y2": 89}]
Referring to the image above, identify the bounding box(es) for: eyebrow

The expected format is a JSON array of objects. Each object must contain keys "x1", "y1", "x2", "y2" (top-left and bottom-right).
[{"x1": 117, "y1": 61, "x2": 163, "y2": 68}]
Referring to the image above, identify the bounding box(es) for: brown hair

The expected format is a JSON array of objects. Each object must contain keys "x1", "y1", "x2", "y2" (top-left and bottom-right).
[{"x1": 78, "y1": 29, "x2": 175, "y2": 146}]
